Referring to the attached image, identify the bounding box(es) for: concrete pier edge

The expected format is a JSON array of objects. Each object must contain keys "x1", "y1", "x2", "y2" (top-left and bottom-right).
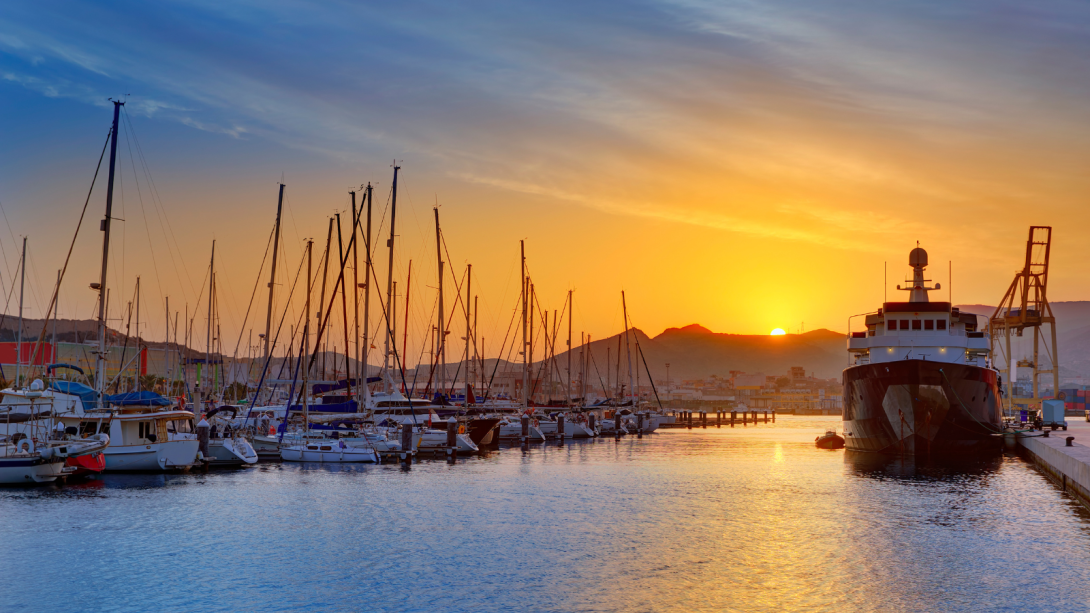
[{"x1": 1017, "y1": 426, "x2": 1090, "y2": 511}]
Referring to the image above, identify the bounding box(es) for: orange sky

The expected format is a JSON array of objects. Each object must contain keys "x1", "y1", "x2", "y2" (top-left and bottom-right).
[{"x1": 2, "y1": 2, "x2": 1090, "y2": 365}]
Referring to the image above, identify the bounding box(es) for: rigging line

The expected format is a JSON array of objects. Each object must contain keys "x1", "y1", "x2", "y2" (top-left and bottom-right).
[
  {"x1": 246, "y1": 249, "x2": 308, "y2": 419},
  {"x1": 626, "y1": 307, "x2": 664, "y2": 411},
  {"x1": 0, "y1": 201, "x2": 20, "y2": 282},
  {"x1": 363, "y1": 244, "x2": 413, "y2": 418},
  {"x1": 120, "y1": 110, "x2": 166, "y2": 311},
  {"x1": 230, "y1": 222, "x2": 276, "y2": 363},
  {"x1": 430, "y1": 267, "x2": 468, "y2": 394},
  {"x1": 588, "y1": 345, "x2": 609, "y2": 400},
  {"x1": 480, "y1": 290, "x2": 521, "y2": 403},
  {"x1": 123, "y1": 108, "x2": 198, "y2": 300},
  {"x1": 23, "y1": 246, "x2": 47, "y2": 318},
  {"x1": 405, "y1": 288, "x2": 440, "y2": 397},
  {"x1": 22, "y1": 129, "x2": 111, "y2": 378}
]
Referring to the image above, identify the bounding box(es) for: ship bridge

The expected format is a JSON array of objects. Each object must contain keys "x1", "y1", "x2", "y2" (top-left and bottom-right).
[{"x1": 847, "y1": 248, "x2": 990, "y2": 367}]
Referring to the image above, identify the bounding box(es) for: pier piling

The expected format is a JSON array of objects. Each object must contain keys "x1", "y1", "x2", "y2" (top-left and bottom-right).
[
  {"x1": 521, "y1": 415, "x2": 530, "y2": 448},
  {"x1": 717, "y1": 410, "x2": 721, "y2": 428},
  {"x1": 764, "y1": 411, "x2": 768, "y2": 424},
  {"x1": 701, "y1": 412, "x2": 707, "y2": 429},
  {"x1": 447, "y1": 418, "x2": 458, "y2": 461},
  {"x1": 557, "y1": 414, "x2": 565, "y2": 446},
  {"x1": 615, "y1": 412, "x2": 622, "y2": 439},
  {"x1": 637, "y1": 413, "x2": 644, "y2": 438},
  {"x1": 687, "y1": 412, "x2": 693, "y2": 430},
  {"x1": 400, "y1": 426, "x2": 414, "y2": 465},
  {"x1": 730, "y1": 411, "x2": 736, "y2": 427}
]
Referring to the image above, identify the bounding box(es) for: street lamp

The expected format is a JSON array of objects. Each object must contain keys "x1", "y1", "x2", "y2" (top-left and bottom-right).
[{"x1": 666, "y1": 363, "x2": 671, "y2": 406}]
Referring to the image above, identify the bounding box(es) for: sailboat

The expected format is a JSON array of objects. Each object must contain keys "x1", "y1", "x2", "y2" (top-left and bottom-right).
[{"x1": 46, "y1": 100, "x2": 200, "y2": 472}]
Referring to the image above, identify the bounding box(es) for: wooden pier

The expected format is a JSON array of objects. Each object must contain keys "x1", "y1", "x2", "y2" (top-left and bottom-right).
[{"x1": 659, "y1": 409, "x2": 774, "y2": 429}]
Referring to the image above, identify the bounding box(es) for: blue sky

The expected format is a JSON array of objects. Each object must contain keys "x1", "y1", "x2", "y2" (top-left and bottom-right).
[{"x1": 2, "y1": 1, "x2": 1090, "y2": 347}]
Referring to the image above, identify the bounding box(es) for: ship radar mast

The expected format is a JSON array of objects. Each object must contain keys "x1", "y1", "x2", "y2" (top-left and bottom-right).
[{"x1": 896, "y1": 242, "x2": 940, "y2": 303}]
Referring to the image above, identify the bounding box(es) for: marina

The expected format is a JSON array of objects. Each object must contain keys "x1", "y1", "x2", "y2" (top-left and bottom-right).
[
  {"x1": 4, "y1": 416, "x2": 1090, "y2": 613},
  {"x1": 4, "y1": 4, "x2": 1090, "y2": 610}
]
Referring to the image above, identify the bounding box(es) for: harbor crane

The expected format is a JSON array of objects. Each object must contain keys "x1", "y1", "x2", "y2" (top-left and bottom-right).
[{"x1": 989, "y1": 226, "x2": 1058, "y2": 415}]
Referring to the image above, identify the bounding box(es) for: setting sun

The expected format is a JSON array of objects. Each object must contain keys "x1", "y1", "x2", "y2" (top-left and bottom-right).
[{"x1": 770, "y1": 328, "x2": 786, "y2": 336}]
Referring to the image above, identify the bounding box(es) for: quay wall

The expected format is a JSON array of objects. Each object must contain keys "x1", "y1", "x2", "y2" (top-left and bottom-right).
[{"x1": 1018, "y1": 427, "x2": 1090, "y2": 511}]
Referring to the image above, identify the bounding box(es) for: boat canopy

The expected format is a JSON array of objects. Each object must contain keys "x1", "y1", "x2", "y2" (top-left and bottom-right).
[
  {"x1": 46, "y1": 363, "x2": 85, "y2": 375},
  {"x1": 286, "y1": 400, "x2": 359, "y2": 414},
  {"x1": 312, "y1": 378, "x2": 379, "y2": 394},
  {"x1": 106, "y1": 391, "x2": 173, "y2": 407},
  {"x1": 50, "y1": 381, "x2": 98, "y2": 407}
]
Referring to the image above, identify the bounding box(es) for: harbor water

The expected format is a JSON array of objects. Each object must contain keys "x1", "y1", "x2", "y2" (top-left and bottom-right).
[{"x1": 3, "y1": 415, "x2": 1090, "y2": 612}]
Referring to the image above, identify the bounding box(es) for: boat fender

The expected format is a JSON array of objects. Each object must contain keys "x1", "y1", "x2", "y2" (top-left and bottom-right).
[{"x1": 39, "y1": 446, "x2": 52, "y2": 459}]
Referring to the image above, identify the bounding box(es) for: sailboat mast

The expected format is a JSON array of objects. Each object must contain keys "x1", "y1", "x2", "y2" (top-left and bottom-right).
[
  {"x1": 16, "y1": 237, "x2": 25, "y2": 386},
  {"x1": 567, "y1": 290, "x2": 572, "y2": 408},
  {"x1": 362, "y1": 183, "x2": 373, "y2": 389},
  {"x1": 525, "y1": 283, "x2": 529, "y2": 405},
  {"x1": 520, "y1": 241, "x2": 528, "y2": 410},
  {"x1": 135, "y1": 276, "x2": 141, "y2": 391},
  {"x1": 350, "y1": 190, "x2": 359, "y2": 398},
  {"x1": 303, "y1": 240, "x2": 313, "y2": 425},
  {"x1": 403, "y1": 262, "x2": 412, "y2": 384},
  {"x1": 434, "y1": 206, "x2": 444, "y2": 396},
  {"x1": 384, "y1": 166, "x2": 400, "y2": 392},
  {"x1": 336, "y1": 213, "x2": 351, "y2": 386},
  {"x1": 205, "y1": 242, "x2": 215, "y2": 407},
  {"x1": 319, "y1": 218, "x2": 333, "y2": 380},
  {"x1": 622, "y1": 291, "x2": 634, "y2": 403},
  {"x1": 95, "y1": 100, "x2": 123, "y2": 407},
  {"x1": 465, "y1": 264, "x2": 471, "y2": 407},
  {"x1": 264, "y1": 183, "x2": 284, "y2": 365},
  {"x1": 53, "y1": 270, "x2": 59, "y2": 369}
]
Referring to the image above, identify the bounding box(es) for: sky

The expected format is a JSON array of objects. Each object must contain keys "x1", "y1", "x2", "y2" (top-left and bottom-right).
[{"x1": 2, "y1": 1, "x2": 1090, "y2": 365}]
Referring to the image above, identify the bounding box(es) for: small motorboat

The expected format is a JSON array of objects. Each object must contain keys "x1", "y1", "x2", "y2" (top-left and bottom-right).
[{"x1": 815, "y1": 430, "x2": 845, "y2": 449}]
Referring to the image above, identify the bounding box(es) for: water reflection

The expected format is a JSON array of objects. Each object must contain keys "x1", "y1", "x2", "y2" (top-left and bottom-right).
[
  {"x1": 1, "y1": 417, "x2": 1089, "y2": 613},
  {"x1": 844, "y1": 449, "x2": 1005, "y2": 480}
]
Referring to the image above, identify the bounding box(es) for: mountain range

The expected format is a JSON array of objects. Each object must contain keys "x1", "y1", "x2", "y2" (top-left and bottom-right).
[{"x1": 5, "y1": 300, "x2": 1090, "y2": 384}]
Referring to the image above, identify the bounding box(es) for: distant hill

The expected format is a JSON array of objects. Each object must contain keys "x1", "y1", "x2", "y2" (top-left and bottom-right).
[
  {"x1": 552, "y1": 324, "x2": 847, "y2": 382},
  {"x1": 960, "y1": 301, "x2": 1090, "y2": 381},
  {"x1": 10, "y1": 302, "x2": 1090, "y2": 384}
]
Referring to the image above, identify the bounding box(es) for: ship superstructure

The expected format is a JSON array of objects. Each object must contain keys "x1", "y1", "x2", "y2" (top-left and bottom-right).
[{"x1": 843, "y1": 247, "x2": 1002, "y2": 454}]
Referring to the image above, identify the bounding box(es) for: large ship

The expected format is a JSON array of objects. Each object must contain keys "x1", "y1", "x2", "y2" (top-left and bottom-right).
[{"x1": 843, "y1": 247, "x2": 1002, "y2": 454}]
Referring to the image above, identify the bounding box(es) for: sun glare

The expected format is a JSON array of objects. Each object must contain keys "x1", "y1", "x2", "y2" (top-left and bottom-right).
[{"x1": 770, "y1": 328, "x2": 786, "y2": 336}]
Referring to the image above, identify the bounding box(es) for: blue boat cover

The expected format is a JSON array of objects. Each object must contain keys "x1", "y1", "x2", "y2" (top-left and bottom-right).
[
  {"x1": 286, "y1": 400, "x2": 358, "y2": 413},
  {"x1": 105, "y1": 391, "x2": 173, "y2": 407},
  {"x1": 50, "y1": 381, "x2": 98, "y2": 407},
  {"x1": 312, "y1": 378, "x2": 379, "y2": 394}
]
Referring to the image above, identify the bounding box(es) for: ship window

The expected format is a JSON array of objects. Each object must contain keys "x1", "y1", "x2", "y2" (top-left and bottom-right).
[
  {"x1": 138, "y1": 422, "x2": 153, "y2": 439},
  {"x1": 900, "y1": 320, "x2": 910, "y2": 330},
  {"x1": 937, "y1": 320, "x2": 947, "y2": 330},
  {"x1": 924, "y1": 320, "x2": 934, "y2": 330},
  {"x1": 912, "y1": 320, "x2": 922, "y2": 330}
]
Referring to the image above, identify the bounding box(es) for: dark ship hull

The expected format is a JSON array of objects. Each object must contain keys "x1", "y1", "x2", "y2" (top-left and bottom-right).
[{"x1": 842, "y1": 360, "x2": 1001, "y2": 455}]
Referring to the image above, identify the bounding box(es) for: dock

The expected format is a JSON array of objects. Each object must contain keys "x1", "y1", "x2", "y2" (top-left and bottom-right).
[{"x1": 1018, "y1": 418, "x2": 1090, "y2": 509}]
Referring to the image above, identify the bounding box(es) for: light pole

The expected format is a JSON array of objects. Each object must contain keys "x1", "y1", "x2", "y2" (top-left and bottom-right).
[{"x1": 666, "y1": 363, "x2": 671, "y2": 406}]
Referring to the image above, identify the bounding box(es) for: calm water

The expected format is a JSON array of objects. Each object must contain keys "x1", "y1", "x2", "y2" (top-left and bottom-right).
[{"x1": 3, "y1": 416, "x2": 1090, "y2": 612}]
